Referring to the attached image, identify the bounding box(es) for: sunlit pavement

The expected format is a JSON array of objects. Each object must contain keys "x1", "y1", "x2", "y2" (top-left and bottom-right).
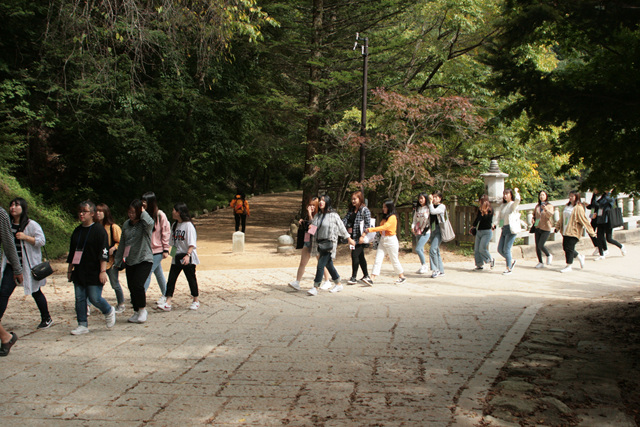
[{"x1": 0, "y1": 241, "x2": 637, "y2": 426}]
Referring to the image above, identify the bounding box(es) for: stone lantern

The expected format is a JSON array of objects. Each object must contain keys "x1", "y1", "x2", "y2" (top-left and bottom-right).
[{"x1": 481, "y1": 160, "x2": 508, "y2": 204}]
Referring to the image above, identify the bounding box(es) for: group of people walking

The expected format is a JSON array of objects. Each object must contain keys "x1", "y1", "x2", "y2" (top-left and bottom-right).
[{"x1": 0, "y1": 193, "x2": 202, "y2": 352}]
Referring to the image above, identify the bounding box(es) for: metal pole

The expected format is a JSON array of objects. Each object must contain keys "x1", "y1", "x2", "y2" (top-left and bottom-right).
[{"x1": 359, "y1": 37, "x2": 368, "y2": 187}]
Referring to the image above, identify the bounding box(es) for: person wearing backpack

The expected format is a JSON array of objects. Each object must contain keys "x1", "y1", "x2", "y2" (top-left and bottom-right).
[
  {"x1": 593, "y1": 190, "x2": 626, "y2": 260},
  {"x1": 230, "y1": 193, "x2": 250, "y2": 233}
]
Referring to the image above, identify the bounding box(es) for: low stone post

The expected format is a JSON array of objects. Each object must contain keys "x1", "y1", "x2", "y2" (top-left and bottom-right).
[
  {"x1": 481, "y1": 160, "x2": 508, "y2": 250},
  {"x1": 277, "y1": 235, "x2": 295, "y2": 253},
  {"x1": 232, "y1": 231, "x2": 245, "y2": 253}
]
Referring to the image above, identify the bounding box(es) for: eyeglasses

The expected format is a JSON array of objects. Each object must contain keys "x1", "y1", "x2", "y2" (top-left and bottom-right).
[{"x1": 78, "y1": 210, "x2": 92, "y2": 215}]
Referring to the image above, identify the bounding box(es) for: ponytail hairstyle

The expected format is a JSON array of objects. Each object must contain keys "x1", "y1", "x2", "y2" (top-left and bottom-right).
[
  {"x1": 142, "y1": 192, "x2": 159, "y2": 230},
  {"x1": 382, "y1": 199, "x2": 397, "y2": 220},
  {"x1": 9, "y1": 198, "x2": 29, "y2": 232}
]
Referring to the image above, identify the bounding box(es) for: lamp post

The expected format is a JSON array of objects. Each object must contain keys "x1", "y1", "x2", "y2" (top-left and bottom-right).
[{"x1": 354, "y1": 33, "x2": 369, "y2": 186}]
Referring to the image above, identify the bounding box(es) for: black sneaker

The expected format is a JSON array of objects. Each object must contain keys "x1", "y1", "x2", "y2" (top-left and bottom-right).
[
  {"x1": 0, "y1": 332, "x2": 18, "y2": 357},
  {"x1": 361, "y1": 276, "x2": 374, "y2": 286},
  {"x1": 347, "y1": 277, "x2": 357, "y2": 285},
  {"x1": 37, "y1": 318, "x2": 54, "y2": 329}
]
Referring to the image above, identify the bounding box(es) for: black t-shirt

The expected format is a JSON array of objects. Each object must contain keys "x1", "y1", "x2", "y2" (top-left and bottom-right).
[
  {"x1": 66, "y1": 223, "x2": 109, "y2": 287},
  {"x1": 346, "y1": 212, "x2": 356, "y2": 229}
]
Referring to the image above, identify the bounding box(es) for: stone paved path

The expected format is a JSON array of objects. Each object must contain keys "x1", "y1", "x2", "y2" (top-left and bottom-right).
[{"x1": 0, "y1": 244, "x2": 638, "y2": 426}]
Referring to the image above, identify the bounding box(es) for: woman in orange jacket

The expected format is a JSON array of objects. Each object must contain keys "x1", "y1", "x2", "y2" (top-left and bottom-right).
[
  {"x1": 230, "y1": 193, "x2": 250, "y2": 233},
  {"x1": 364, "y1": 200, "x2": 406, "y2": 285}
]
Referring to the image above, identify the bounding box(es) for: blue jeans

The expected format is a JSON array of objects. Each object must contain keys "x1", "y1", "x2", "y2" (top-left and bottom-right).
[
  {"x1": 144, "y1": 253, "x2": 167, "y2": 295},
  {"x1": 415, "y1": 232, "x2": 431, "y2": 265},
  {"x1": 106, "y1": 267, "x2": 125, "y2": 305},
  {"x1": 74, "y1": 284, "x2": 111, "y2": 326},
  {"x1": 314, "y1": 252, "x2": 340, "y2": 285},
  {"x1": 497, "y1": 225, "x2": 517, "y2": 268},
  {"x1": 429, "y1": 226, "x2": 444, "y2": 273},
  {"x1": 474, "y1": 229, "x2": 493, "y2": 267}
]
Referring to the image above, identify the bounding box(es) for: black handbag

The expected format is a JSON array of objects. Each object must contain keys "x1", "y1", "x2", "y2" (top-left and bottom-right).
[
  {"x1": 609, "y1": 207, "x2": 624, "y2": 228},
  {"x1": 25, "y1": 246, "x2": 54, "y2": 281},
  {"x1": 317, "y1": 239, "x2": 334, "y2": 253}
]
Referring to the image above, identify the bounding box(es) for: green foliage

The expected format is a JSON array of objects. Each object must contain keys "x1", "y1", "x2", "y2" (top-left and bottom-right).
[{"x1": 0, "y1": 171, "x2": 75, "y2": 259}]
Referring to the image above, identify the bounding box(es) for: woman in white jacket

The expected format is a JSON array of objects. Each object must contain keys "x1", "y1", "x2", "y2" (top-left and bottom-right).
[
  {"x1": 495, "y1": 188, "x2": 521, "y2": 275},
  {"x1": 0, "y1": 198, "x2": 52, "y2": 329}
]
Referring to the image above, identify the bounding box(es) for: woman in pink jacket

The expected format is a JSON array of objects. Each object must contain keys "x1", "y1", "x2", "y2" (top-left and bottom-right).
[{"x1": 142, "y1": 192, "x2": 171, "y2": 306}]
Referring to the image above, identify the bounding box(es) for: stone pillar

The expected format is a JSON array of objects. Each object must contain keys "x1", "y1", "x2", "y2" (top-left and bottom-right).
[
  {"x1": 232, "y1": 231, "x2": 245, "y2": 253},
  {"x1": 481, "y1": 160, "x2": 508, "y2": 250}
]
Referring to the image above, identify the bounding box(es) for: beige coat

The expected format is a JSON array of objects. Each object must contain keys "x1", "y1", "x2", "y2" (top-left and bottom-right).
[{"x1": 555, "y1": 203, "x2": 595, "y2": 239}]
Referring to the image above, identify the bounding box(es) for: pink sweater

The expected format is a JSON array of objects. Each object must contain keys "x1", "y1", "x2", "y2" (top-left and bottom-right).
[{"x1": 150, "y1": 210, "x2": 171, "y2": 254}]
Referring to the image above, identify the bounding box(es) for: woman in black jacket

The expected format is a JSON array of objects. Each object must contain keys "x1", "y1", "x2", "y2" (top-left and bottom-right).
[{"x1": 593, "y1": 191, "x2": 626, "y2": 260}]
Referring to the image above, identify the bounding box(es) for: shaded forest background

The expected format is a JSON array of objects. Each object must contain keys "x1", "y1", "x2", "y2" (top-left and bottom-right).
[{"x1": 1, "y1": 0, "x2": 638, "y2": 256}]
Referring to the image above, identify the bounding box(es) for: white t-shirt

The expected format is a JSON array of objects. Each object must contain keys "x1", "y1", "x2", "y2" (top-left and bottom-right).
[
  {"x1": 170, "y1": 221, "x2": 199, "y2": 265},
  {"x1": 562, "y1": 205, "x2": 574, "y2": 235}
]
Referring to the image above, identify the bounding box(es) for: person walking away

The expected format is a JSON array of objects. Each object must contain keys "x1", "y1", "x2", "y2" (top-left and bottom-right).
[
  {"x1": 307, "y1": 195, "x2": 355, "y2": 295},
  {"x1": 289, "y1": 197, "x2": 329, "y2": 291},
  {"x1": 0, "y1": 206, "x2": 23, "y2": 356},
  {"x1": 593, "y1": 190, "x2": 626, "y2": 260},
  {"x1": 0, "y1": 198, "x2": 52, "y2": 329},
  {"x1": 412, "y1": 193, "x2": 431, "y2": 274},
  {"x1": 586, "y1": 190, "x2": 603, "y2": 256},
  {"x1": 95, "y1": 203, "x2": 126, "y2": 313},
  {"x1": 157, "y1": 203, "x2": 200, "y2": 311},
  {"x1": 532, "y1": 191, "x2": 555, "y2": 268},
  {"x1": 114, "y1": 199, "x2": 154, "y2": 323},
  {"x1": 343, "y1": 191, "x2": 373, "y2": 285},
  {"x1": 365, "y1": 200, "x2": 406, "y2": 285},
  {"x1": 555, "y1": 191, "x2": 596, "y2": 272},
  {"x1": 471, "y1": 195, "x2": 494, "y2": 270},
  {"x1": 142, "y1": 192, "x2": 171, "y2": 306},
  {"x1": 428, "y1": 191, "x2": 447, "y2": 278},
  {"x1": 230, "y1": 193, "x2": 250, "y2": 233},
  {"x1": 495, "y1": 188, "x2": 521, "y2": 275},
  {"x1": 67, "y1": 201, "x2": 116, "y2": 335}
]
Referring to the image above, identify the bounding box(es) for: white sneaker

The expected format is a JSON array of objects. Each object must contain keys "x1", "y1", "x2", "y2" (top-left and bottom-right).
[
  {"x1": 307, "y1": 287, "x2": 318, "y2": 296},
  {"x1": 157, "y1": 303, "x2": 172, "y2": 312},
  {"x1": 70, "y1": 325, "x2": 90, "y2": 335},
  {"x1": 288, "y1": 280, "x2": 300, "y2": 291},
  {"x1": 577, "y1": 254, "x2": 585, "y2": 269},
  {"x1": 190, "y1": 301, "x2": 200, "y2": 310},
  {"x1": 546, "y1": 255, "x2": 553, "y2": 265},
  {"x1": 105, "y1": 306, "x2": 116, "y2": 328},
  {"x1": 592, "y1": 248, "x2": 600, "y2": 256},
  {"x1": 115, "y1": 304, "x2": 126, "y2": 314},
  {"x1": 137, "y1": 309, "x2": 148, "y2": 323},
  {"x1": 560, "y1": 265, "x2": 572, "y2": 273},
  {"x1": 156, "y1": 296, "x2": 167, "y2": 307},
  {"x1": 319, "y1": 281, "x2": 332, "y2": 290},
  {"x1": 127, "y1": 312, "x2": 139, "y2": 323},
  {"x1": 417, "y1": 265, "x2": 428, "y2": 274},
  {"x1": 329, "y1": 284, "x2": 343, "y2": 293},
  {"x1": 502, "y1": 269, "x2": 512, "y2": 275},
  {"x1": 594, "y1": 255, "x2": 605, "y2": 261},
  {"x1": 535, "y1": 262, "x2": 545, "y2": 269},
  {"x1": 621, "y1": 245, "x2": 626, "y2": 256},
  {"x1": 604, "y1": 250, "x2": 609, "y2": 256}
]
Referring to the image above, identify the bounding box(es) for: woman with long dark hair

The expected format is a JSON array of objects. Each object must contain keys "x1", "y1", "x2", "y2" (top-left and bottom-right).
[
  {"x1": 141, "y1": 192, "x2": 170, "y2": 305},
  {"x1": 592, "y1": 189, "x2": 626, "y2": 260},
  {"x1": 157, "y1": 203, "x2": 200, "y2": 311},
  {"x1": 365, "y1": 199, "x2": 406, "y2": 285},
  {"x1": 428, "y1": 191, "x2": 447, "y2": 278},
  {"x1": 555, "y1": 190, "x2": 596, "y2": 273},
  {"x1": 95, "y1": 203, "x2": 125, "y2": 313},
  {"x1": 289, "y1": 197, "x2": 329, "y2": 291},
  {"x1": 0, "y1": 198, "x2": 52, "y2": 329},
  {"x1": 114, "y1": 199, "x2": 154, "y2": 323},
  {"x1": 343, "y1": 191, "x2": 373, "y2": 285},
  {"x1": 532, "y1": 191, "x2": 554, "y2": 268},
  {"x1": 307, "y1": 195, "x2": 354, "y2": 296},
  {"x1": 411, "y1": 193, "x2": 431, "y2": 274},
  {"x1": 471, "y1": 195, "x2": 494, "y2": 270},
  {"x1": 495, "y1": 188, "x2": 521, "y2": 275}
]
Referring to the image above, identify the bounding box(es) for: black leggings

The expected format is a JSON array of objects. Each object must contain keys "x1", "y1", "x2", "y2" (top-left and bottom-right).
[
  {"x1": 350, "y1": 244, "x2": 369, "y2": 278},
  {"x1": 534, "y1": 229, "x2": 551, "y2": 263},
  {"x1": 234, "y1": 214, "x2": 247, "y2": 233},
  {"x1": 597, "y1": 224, "x2": 622, "y2": 254},
  {"x1": 562, "y1": 236, "x2": 579, "y2": 264},
  {"x1": 166, "y1": 263, "x2": 199, "y2": 298},
  {"x1": 0, "y1": 264, "x2": 50, "y2": 321},
  {"x1": 125, "y1": 262, "x2": 153, "y2": 311}
]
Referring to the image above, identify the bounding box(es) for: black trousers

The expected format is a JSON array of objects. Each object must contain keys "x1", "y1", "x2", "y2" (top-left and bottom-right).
[
  {"x1": 234, "y1": 214, "x2": 247, "y2": 232},
  {"x1": 534, "y1": 229, "x2": 551, "y2": 262},
  {"x1": 125, "y1": 261, "x2": 152, "y2": 310},
  {"x1": 562, "y1": 236, "x2": 579, "y2": 264},
  {"x1": 597, "y1": 224, "x2": 622, "y2": 254},
  {"x1": 0, "y1": 264, "x2": 50, "y2": 321},
  {"x1": 166, "y1": 263, "x2": 199, "y2": 298},
  {"x1": 350, "y1": 244, "x2": 369, "y2": 278}
]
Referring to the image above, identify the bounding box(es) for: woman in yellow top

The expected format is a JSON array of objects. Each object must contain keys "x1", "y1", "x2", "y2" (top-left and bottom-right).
[
  {"x1": 364, "y1": 200, "x2": 406, "y2": 285},
  {"x1": 230, "y1": 193, "x2": 250, "y2": 233}
]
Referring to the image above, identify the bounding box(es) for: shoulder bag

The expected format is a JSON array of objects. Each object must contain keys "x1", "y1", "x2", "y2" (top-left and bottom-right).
[
  {"x1": 315, "y1": 214, "x2": 334, "y2": 253},
  {"x1": 609, "y1": 206, "x2": 624, "y2": 228},
  {"x1": 24, "y1": 245, "x2": 54, "y2": 281},
  {"x1": 508, "y1": 211, "x2": 522, "y2": 234},
  {"x1": 439, "y1": 210, "x2": 456, "y2": 243}
]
